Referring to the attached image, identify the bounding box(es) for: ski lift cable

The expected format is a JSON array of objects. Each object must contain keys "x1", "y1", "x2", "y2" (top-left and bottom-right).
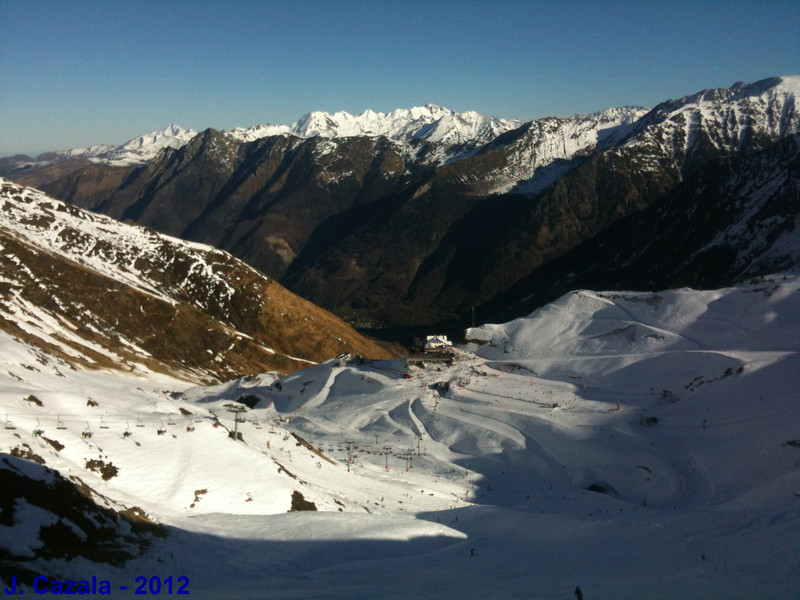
[{"x1": 2, "y1": 409, "x2": 241, "y2": 431}]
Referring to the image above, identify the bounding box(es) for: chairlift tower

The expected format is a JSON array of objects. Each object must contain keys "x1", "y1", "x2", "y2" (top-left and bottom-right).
[
  {"x1": 403, "y1": 449, "x2": 414, "y2": 471},
  {"x1": 382, "y1": 445, "x2": 392, "y2": 470},
  {"x1": 343, "y1": 439, "x2": 356, "y2": 472},
  {"x1": 226, "y1": 404, "x2": 247, "y2": 441}
]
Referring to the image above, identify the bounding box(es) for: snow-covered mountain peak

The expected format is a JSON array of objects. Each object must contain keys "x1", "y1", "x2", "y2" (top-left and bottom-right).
[
  {"x1": 223, "y1": 122, "x2": 292, "y2": 143},
  {"x1": 616, "y1": 74, "x2": 800, "y2": 173},
  {"x1": 225, "y1": 104, "x2": 522, "y2": 148},
  {"x1": 584, "y1": 105, "x2": 649, "y2": 125},
  {"x1": 107, "y1": 124, "x2": 196, "y2": 160},
  {"x1": 729, "y1": 74, "x2": 799, "y2": 100},
  {"x1": 641, "y1": 75, "x2": 798, "y2": 123},
  {"x1": 126, "y1": 123, "x2": 194, "y2": 147},
  {"x1": 485, "y1": 105, "x2": 651, "y2": 195},
  {"x1": 60, "y1": 124, "x2": 198, "y2": 167}
]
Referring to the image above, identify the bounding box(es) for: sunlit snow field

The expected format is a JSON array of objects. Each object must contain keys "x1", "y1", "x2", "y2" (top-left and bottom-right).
[{"x1": 2, "y1": 277, "x2": 799, "y2": 599}]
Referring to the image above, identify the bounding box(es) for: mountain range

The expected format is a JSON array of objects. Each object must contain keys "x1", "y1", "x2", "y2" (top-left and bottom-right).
[
  {"x1": 1, "y1": 74, "x2": 799, "y2": 597},
  {"x1": 4, "y1": 104, "x2": 521, "y2": 169},
  {"x1": 2, "y1": 75, "x2": 798, "y2": 339}
]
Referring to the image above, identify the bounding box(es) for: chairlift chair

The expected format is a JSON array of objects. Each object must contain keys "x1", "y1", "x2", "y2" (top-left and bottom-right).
[
  {"x1": 57, "y1": 415, "x2": 67, "y2": 430},
  {"x1": 4, "y1": 414, "x2": 16, "y2": 430},
  {"x1": 136, "y1": 415, "x2": 145, "y2": 427},
  {"x1": 99, "y1": 415, "x2": 110, "y2": 429},
  {"x1": 81, "y1": 422, "x2": 93, "y2": 439},
  {"x1": 167, "y1": 414, "x2": 177, "y2": 426}
]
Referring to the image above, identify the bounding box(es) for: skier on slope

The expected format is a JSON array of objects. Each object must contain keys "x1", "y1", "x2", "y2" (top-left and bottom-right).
[{"x1": 574, "y1": 586, "x2": 583, "y2": 600}]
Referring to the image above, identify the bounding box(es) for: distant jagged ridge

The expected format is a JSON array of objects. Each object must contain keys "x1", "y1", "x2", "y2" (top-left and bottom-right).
[
  {"x1": 226, "y1": 103, "x2": 522, "y2": 147},
  {"x1": 11, "y1": 105, "x2": 522, "y2": 169}
]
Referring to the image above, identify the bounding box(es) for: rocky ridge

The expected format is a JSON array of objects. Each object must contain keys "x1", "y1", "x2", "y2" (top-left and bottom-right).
[{"x1": 0, "y1": 178, "x2": 396, "y2": 383}]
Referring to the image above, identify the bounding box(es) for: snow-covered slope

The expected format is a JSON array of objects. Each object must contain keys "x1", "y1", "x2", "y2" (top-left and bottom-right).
[
  {"x1": 0, "y1": 177, "x2": 235, "y2": 303},
  {"x1": 485, "y1": 106, "x2": 649, "y2": 194},
  {"x1": 2, "y1": 275, "x2": 798, "y2": 598},
  {"x1": 620, "y1": 75, "x2": 800, "y2": 174},
  {"x1": 482, "y1": 75, "x2": 800, "y2": 195},
  {"x1": 0, "y1": 178, "x2": 395, "y2": 382}
]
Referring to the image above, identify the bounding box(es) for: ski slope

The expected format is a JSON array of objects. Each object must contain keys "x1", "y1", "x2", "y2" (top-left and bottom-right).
[{"x1": 2, "y1": 276, "x2": 799, "y2": 599}]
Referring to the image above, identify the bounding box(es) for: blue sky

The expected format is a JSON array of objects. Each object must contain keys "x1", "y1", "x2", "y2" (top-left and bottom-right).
[{"x1": 1, "y1": 0, "x2": 798, "y2": 156}]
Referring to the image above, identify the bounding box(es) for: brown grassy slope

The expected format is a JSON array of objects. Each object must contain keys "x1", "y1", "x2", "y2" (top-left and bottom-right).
[{"x1": 0, "y1": 229, "x2": 398, "y2": 384}]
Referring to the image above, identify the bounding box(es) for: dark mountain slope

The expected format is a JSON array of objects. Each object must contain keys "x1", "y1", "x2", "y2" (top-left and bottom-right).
[
  {"x1": 280, "y1": 144, "x2": 681, "y2": 327},
  {"x1": 476, "y1": 134, "x2": 800, "y2": 326},
  {"x1": 33, "y1": 132, "x2": 418, "y2": 281},
  {"x1": 3, "y1": 77, "x2": 798, "y2": 333},
  {"x1": 0, "y1": 454, "x2": 165, "y2": 583}
]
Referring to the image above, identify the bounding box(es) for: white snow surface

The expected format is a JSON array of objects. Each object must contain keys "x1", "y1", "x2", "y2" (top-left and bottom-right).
[{"x1": 2, "y1": 275, "x2": 799, "y2": 598}]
